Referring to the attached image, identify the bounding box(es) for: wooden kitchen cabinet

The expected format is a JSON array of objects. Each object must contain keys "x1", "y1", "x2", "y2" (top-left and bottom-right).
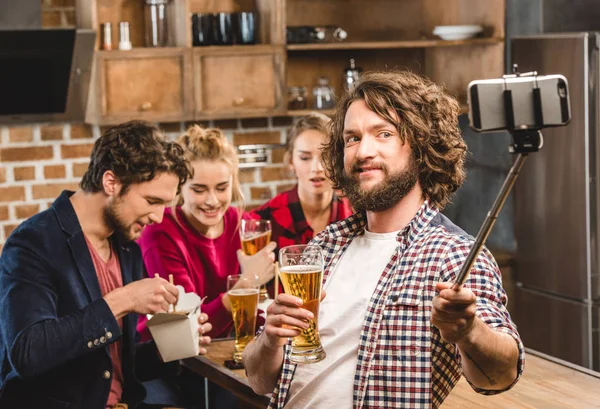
[
  {"x1": 79, "y1": 0, "x2": 506, "y2": 124},
  {"x1": 193, "y1": 46, "x2": 285, "y2": 119},
  {"x1": 86, "y1": 48, "x2": 194, "y2": 124}
]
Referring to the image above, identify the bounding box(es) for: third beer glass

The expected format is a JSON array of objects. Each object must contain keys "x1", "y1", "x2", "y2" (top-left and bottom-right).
[
  {"x1": 240, "y1": 219, "x2": 272, "y2": 302},
  {"x1": 227, "y1": 274, "x2": 260, "y2": 363},
  {"x1": 278, "y1": 244, "x2": 326, "y2": 364}
]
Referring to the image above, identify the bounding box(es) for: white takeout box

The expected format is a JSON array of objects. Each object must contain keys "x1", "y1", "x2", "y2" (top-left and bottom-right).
[{"x1": 146, "y1": 286, "x2": 204, "y2": 362}]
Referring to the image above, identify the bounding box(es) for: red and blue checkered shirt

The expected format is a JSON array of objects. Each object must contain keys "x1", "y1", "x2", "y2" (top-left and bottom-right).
[{"x1": 267, "y1": 200, "x2": 525, "y2": 408}]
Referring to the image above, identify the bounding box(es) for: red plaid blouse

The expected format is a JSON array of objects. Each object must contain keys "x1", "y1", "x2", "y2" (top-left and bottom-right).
[
  {"x1": 247, "y1": 185, "x2": 353, "y2": 255},
  {"x1": 265, "y1": 200, "x2": 525, "y2": 408}
]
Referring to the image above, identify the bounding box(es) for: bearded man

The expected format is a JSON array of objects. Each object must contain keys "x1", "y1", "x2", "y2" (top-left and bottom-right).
[
  {"x1": 244, "y1": 71, "x2": 524, "y2": 409},
  {"x1": 0, "y1": 120, "x2": 212, "y2": 409}
]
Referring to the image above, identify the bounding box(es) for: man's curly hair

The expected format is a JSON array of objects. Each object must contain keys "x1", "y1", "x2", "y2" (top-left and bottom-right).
[
  {"x1": 80, "y1": 120, "x2": 192, "y2": 195},
  {"x1": 322, "y1": 71, "x2": 467, "y2": 210}
]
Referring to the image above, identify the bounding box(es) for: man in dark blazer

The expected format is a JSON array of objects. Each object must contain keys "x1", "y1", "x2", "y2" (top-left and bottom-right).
[{"x1": 0, "y1": 121, "x2": 211, "y2": 409}]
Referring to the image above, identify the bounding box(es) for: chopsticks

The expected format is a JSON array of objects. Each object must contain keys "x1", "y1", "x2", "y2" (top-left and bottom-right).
[{"x1": 154, "y1": 273, "x2": 176, "y2": 313}]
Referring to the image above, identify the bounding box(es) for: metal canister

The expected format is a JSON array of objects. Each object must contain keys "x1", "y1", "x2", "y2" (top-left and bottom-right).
[{"x1": 101, "y1": 22, "x2": 112, "y2": 51}]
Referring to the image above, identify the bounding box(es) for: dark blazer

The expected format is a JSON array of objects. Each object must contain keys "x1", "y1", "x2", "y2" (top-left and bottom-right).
[{"x1": 0, "y1": 191, "x2": 166, "y2": 409}]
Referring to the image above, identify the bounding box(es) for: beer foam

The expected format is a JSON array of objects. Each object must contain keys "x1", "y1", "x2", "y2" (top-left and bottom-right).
[{"x1": 229, "y1": 288, "x2": 260, "y2": 296}]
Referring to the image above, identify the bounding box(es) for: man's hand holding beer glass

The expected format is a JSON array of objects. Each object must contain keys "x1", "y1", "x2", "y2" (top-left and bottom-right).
[{"x1": 263, "y1": 290, "x2": 327, "y2": 349}]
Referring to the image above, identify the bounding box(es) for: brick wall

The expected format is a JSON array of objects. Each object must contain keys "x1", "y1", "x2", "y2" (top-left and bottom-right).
[{"x1": 0, "y1": 119, "x2": 297, "y2": 252}]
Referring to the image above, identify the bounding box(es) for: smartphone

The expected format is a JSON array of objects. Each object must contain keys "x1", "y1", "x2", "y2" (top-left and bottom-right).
[{"x1": 467, "y1": 74, "x2": 571, "y2": 132}]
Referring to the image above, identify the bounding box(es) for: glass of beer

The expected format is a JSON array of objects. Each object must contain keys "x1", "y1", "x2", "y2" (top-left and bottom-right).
[
  {"x1": 240, "y1": 219, "x2": 272, "y2": 301},
  {"x1": 278, "y1": 244, "x2": 326, "y2": 364},
  {"x1": 227, "y1": 274, "x2": 260, "y2": 363}
]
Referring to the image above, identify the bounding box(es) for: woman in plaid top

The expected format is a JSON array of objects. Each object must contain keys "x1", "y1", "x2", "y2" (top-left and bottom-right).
[
  {"x1": 248, "y1": 113, "x2": 353, "y2": 292},
  {"x1": 244, "y1": 71, "x2": 524, "y2": 408}
]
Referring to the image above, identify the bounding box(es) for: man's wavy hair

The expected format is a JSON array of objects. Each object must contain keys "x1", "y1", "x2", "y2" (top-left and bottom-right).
[
  {"x1": 323, "y1": 71, "x2": 467, "y2": 210},
  {"x1": 80, "y1": 120, "x2": 192, "y2": 195}
]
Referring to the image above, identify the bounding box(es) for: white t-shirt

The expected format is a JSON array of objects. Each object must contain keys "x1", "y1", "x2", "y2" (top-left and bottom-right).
[{"x1": 285, "y1": 228, "x2": 400, "y2": 408}]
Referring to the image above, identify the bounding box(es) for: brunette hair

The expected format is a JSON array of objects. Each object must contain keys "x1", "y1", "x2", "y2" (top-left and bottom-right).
[
  {"x1": 284, "y1": 111, "x2": 331, "y2": 164},
  {"x1": 322, "y1": 71, "x2": 467, "y2": 210},
  {"x1": 173, "y1": 124, "x2": 244, "y2": 208},
  {"x1": 80, "y1": 120, "x2": 191, "y2": 195}
]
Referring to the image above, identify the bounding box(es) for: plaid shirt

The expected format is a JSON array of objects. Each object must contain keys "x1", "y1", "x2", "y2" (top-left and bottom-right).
[
  {"x1": 248, "y1": 185, "x2": 353, "y2": 254},
  {"x1": 267, "y1": 200, "x2": 524, "y2": 408}
]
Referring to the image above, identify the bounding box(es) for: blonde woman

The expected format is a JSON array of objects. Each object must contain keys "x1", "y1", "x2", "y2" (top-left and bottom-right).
[{"x1": 137, "y1": 125, "x2": 275, "y2": 340}]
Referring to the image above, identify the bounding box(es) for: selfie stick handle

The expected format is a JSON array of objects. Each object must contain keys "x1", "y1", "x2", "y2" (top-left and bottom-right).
[
  {"x1": 453, "y1": 65, "x2": 544, "y2": 290},
  {"x1": 452, "y1": 152, "x2": 528, "y2": 290}
]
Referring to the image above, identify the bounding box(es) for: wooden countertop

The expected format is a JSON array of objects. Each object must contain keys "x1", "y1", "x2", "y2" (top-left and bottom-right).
[
  {"x1": 184, "y1": 340, "x2": 600, "y2": 409},
  {"x1": 443, "y1": 351, "x2": 600, "y2": 408}
]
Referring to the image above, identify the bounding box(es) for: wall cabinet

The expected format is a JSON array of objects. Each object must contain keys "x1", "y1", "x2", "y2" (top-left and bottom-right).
[
  {"x1": 79, "y1": 0, "x2": 505, "y2": 125},
  {"x1": 193, "y1": 46, "x2": 285, "y2": 119}
]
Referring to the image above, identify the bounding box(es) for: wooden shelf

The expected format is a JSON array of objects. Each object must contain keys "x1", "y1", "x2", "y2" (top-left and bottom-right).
[
  {"x1": 286, "y1": 37, "x2": 503, "y2": 51},
  {"x1": 284, "y1": 109, "x2": 335, "y2": 117},
  {"x1": 284, "y1": 106, "x2": 467, "y2": 118}
]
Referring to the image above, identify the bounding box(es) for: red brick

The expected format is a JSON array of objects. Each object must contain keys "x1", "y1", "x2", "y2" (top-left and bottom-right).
[
  {"x1": 241, "y1": 118, "x2": 269, "y2": 128},
  {"x1": 61, "y1": 144, "x2": 94, "y2": 159},
  {"x1": 14, "y1": 204, "x2": 40, "y2": 219},
  {"x1": 213, "y1": 119, "x2": 239, "y2": 130},
  {"x1": 250, "y1": 186, "x2": 272, "y2": 200},
  {"x1": 1, "y1": 146, "x2": 53, "y2": 162},
  {"x1": 44, "y1": 165, "x2": 66, "y2": 179},
  {"x1": 8, "y1": 126, "x2": 34, "y2": 143},
  {"x1": 272, "y1": 116, "x2": 294, "y2": 127},
  {"x1": 0, "y1": 205, "x2": 8, "y2": 221},
  {"x1": 41, "y1": 125, "x2": 64, "y2": 141},
  {"x1": 70, "y1": 124, "x2": 94, "y2": 139},
  {"x1": 233, "y1": 131, "x2": 281, "y2": 146},
  {"x1": 184, "y1": 121, "x2": 210, "y2": 130},
  {"x1": 49, "y1": 0, "x2": 75, "y2": 6},
  {"x1": 272, "y1": 147, "x2": 287, "y2": 164},
  {"x1": 72, "y1": 162, "x2": 90, "y2": 178},
  {"x1": 260, "y1": 166, "x2": 286, "y2": 182},
  {"x1": 0, "y1": 187, "x2": 26, "y2": 202},
  {"x1": 14, "y1": 166, "x2": 36, "y2": 181},
  {"x1": 159, "y1": 122, "x2": 183, "y2": 133},
  {"x1": 32, "y1": 183, "x2": 79, "y2": 199},
  {"x1": 99, "y1": 126, "x2": 113, "y2": 136},
  {"x1": 239, "y1": 168, "x2": 255, "y2": 184},
  {"x1": 42, "y1": 10, "x2": 61, "y2": 28},
  {"x1": 3, "y1": 224, "x2": 20, "y2": 238},
  {"x1": 0, "y1": 167, "x2": 5, "y2": 184},
  {"x1": 276, "y1": 183, "x2": 296, "y2": 194}
]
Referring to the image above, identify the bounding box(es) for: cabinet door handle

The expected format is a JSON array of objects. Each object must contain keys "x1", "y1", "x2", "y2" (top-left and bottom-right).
[
  {"x1": 232, "y1": 97, "x2": 246, "y2": 106},
  {"x1": 140, "y1": 102, "x2": 153, "y2": 111}
]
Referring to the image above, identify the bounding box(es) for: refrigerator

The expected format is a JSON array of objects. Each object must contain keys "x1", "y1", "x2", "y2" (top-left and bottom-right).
[{"x1": 512, "y1": 33, "x2": 600, "y2": 371}]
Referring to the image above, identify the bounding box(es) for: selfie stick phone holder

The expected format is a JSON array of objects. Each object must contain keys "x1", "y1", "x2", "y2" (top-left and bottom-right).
[{"x1": 453, "y1": 64, "x2": 545, "y2": 289}]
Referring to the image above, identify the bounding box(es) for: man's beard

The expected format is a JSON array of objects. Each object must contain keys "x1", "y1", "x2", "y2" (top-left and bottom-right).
[
  {"x1": 339, "y1": 155, "x2": 419, "y2": 213},
  {"x1": 104, "y1": 196, "x2": 135, "y2": 241}
]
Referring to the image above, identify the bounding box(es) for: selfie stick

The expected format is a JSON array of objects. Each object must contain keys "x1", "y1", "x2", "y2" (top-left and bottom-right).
[{"x1": 452, "y1": 66, "x2": 544, "y2": 290}]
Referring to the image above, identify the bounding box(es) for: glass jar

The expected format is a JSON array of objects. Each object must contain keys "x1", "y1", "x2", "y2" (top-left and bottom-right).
[
  {"x1": 288, "y1": 86, "x2": 308, "y2": 110},
  {"x1": 312, "y1": 77, "x2": 335, "y2": 110},
  {"x1": 144, "y1": 0, "x2": 169, "y2": 47}
]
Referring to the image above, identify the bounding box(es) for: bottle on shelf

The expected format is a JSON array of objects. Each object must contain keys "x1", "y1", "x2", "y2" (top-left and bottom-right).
[
  {"x1": 343, "y1": 58, "x2": 363, "y2": 91},
  {"x1": 312, "y1": 77, "x2": 335, "y2": 110},
  {"x1": 144, "y1": 0, "x2": 170, "y2": 47},
  {"x1": 287, "y1": 86, "x2": 308, "y2": 110}
]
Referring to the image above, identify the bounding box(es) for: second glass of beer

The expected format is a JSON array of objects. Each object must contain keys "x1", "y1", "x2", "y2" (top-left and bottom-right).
[
  {"x1": 240, "y1": 219, "x2": 272, "y2": 302},
  {"x1": 279, "y1": 244, "x2": 326, "y2": 364},
  {"x1": 227, "y1": 274, "x2": 260, "y2": 363}
]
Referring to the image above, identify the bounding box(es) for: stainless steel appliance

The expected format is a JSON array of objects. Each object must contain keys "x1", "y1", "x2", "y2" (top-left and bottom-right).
[{"x1": 512, "y1": 32, "x2": 600, "y2": 371}]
